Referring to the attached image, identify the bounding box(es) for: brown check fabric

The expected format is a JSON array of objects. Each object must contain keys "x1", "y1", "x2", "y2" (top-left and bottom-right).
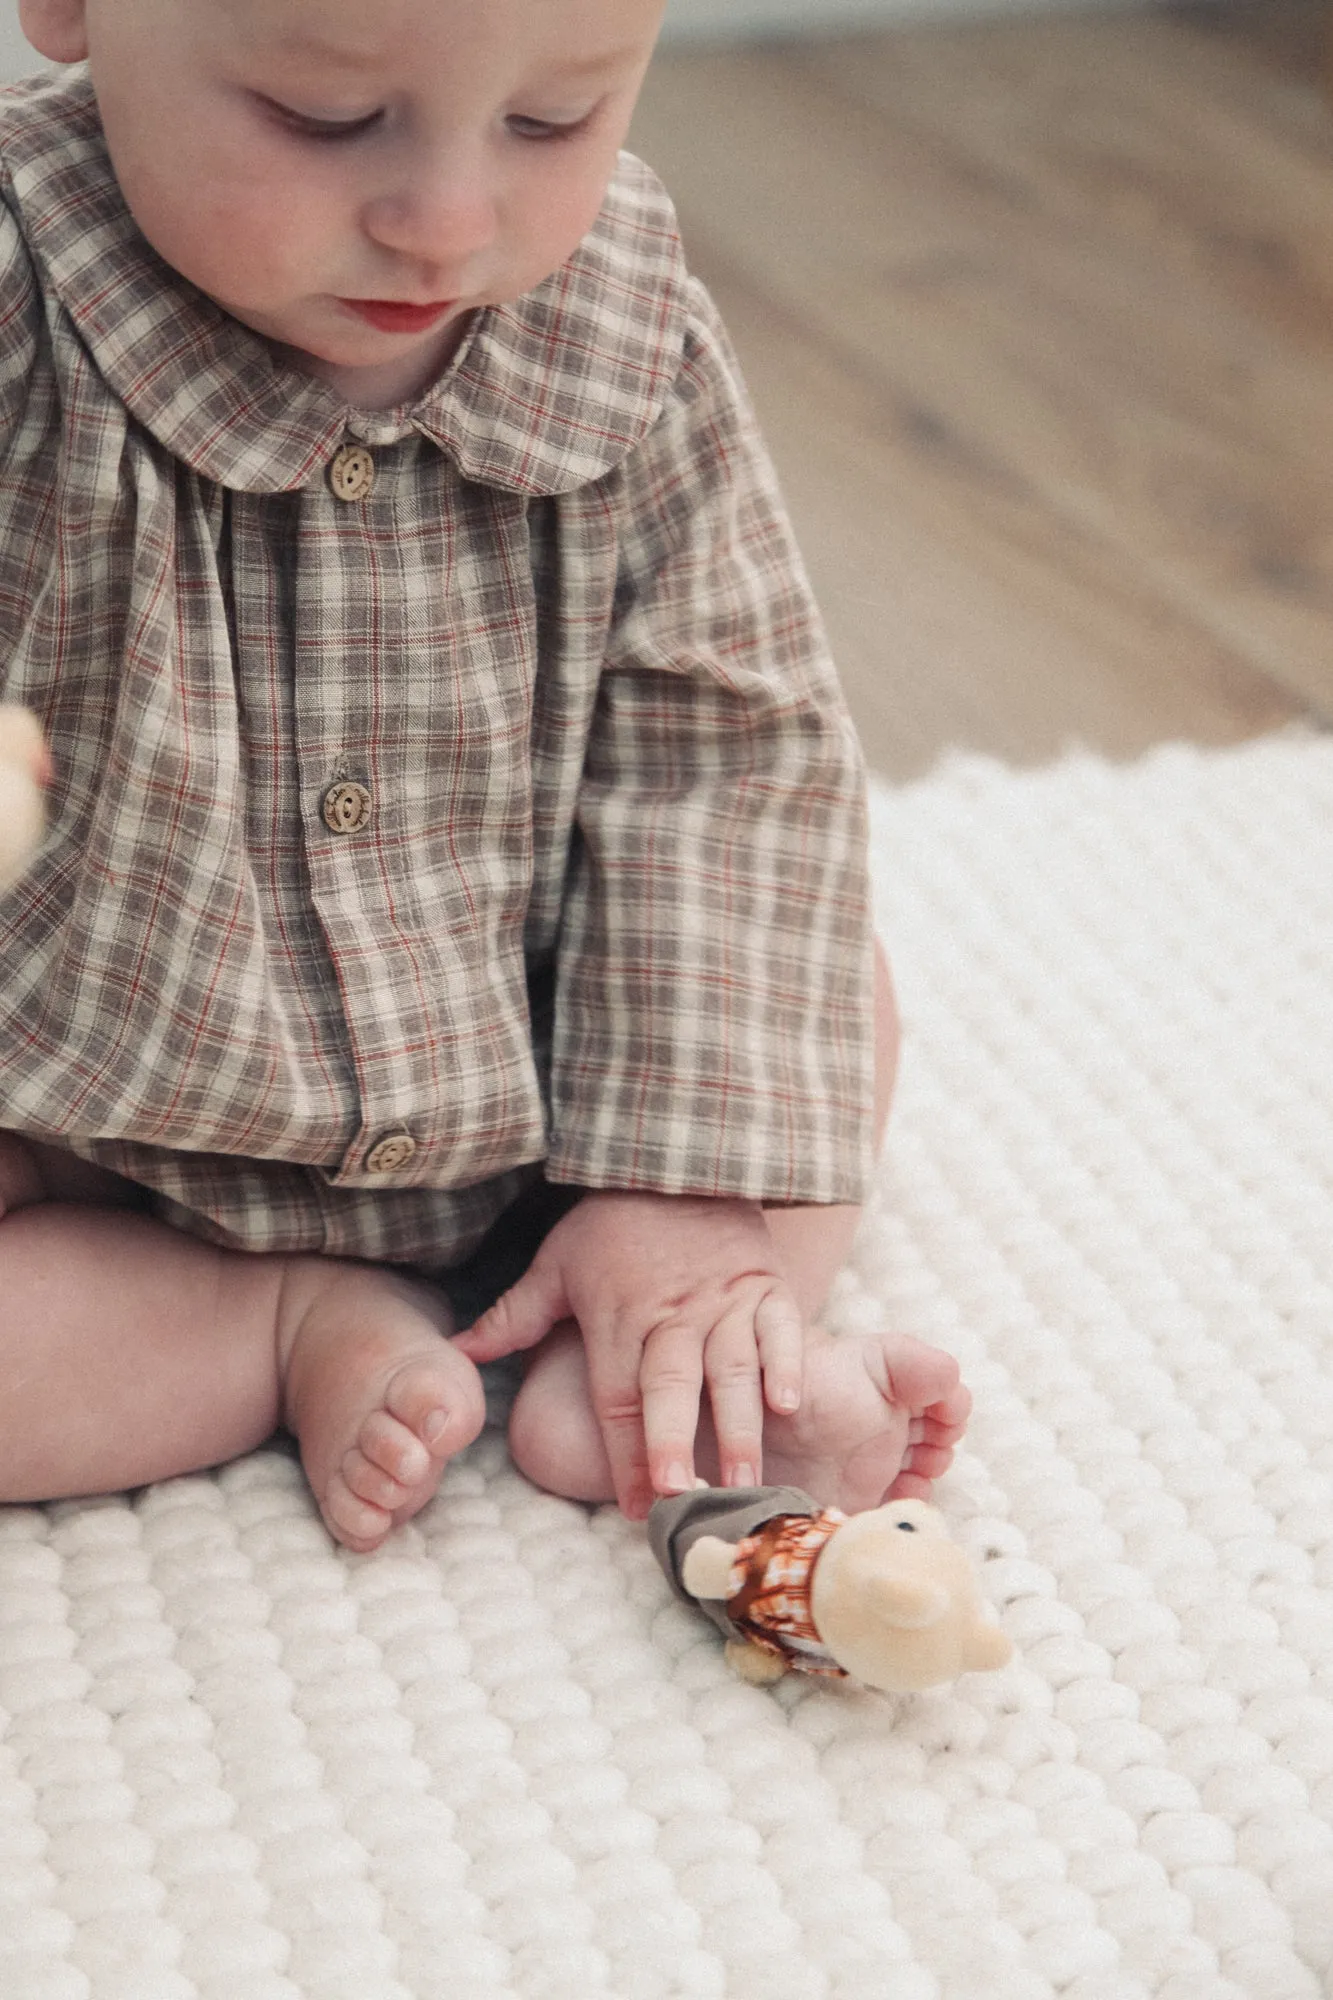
[{"x1": 0, "y1": 68, "x2": 874, "y2": 1269}]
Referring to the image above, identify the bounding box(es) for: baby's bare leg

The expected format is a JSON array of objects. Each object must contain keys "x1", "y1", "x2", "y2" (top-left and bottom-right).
[
  {"x1": 0, "y1": 1138, "x2": 484, "y2": 1550},
  {"x1": 508, "y1": 945, "x2": 970, "y2": 1511}
]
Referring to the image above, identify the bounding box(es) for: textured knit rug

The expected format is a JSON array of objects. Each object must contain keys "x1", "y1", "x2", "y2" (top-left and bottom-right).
[{"x1": 3, "y1": 732, "x2": 1332, "y2": 2000}]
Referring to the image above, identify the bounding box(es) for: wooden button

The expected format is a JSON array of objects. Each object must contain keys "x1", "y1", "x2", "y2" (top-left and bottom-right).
[
  {"x1": 364, "y1": 1133, "x2": 417, "y2": 1174},
  {"x1": 328, "y1": 443, "x2": 376, "y2": 501},
  {"x1": 322, "y1": 780, "x2": 372, "y2": 834}
]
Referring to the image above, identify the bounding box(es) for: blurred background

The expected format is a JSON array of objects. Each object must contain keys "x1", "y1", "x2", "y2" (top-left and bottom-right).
[
  {"x1": 3, "y1": 2, "x2": 1330, "y2": 779},
  {"x1": 632, "y1": 1, "x2": 1333, "y2": 778}
]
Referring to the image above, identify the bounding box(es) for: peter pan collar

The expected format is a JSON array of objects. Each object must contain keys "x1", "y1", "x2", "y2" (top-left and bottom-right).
[{"x1": 0, "y1": 67, "x2": 688, "y2": 495}]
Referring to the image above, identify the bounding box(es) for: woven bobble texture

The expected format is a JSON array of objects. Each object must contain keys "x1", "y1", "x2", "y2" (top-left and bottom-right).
[{"x1": 2, "y1": 735, "x2": 1332, "y2": 1997}]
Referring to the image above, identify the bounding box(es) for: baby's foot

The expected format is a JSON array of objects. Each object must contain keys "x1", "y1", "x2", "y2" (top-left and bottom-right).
[
  {"x1": 277, "y1": 1260, "x2": 486, "y2": 1552},
  {"x1": 761, "y1": 1331, "x2": 969, "y2": 1514}
]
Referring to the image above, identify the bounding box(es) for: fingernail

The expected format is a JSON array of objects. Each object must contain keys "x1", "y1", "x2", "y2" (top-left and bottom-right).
[
  {"x1": 662, "y1": 1462, "x2": 692, "y2": 1494},
  {"x1": 422, "y1": 1409, "x2": 448, "y2": 1446},
  {"x1": 773, "y1": 1387, "x2": 800, "y2": 1413},
  {"x1": 729, "y1": 1464, "x2": 758, "y2": 1490}
]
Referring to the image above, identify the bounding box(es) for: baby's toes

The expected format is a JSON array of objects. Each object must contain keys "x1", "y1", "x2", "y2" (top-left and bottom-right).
[
  {"x1": 879, "y1": 1336, "x2": 965, "y2": 1415},
  {"x1": 891, "y1": 1405, "x2": 967, "y2": 1495},
  {"x1": 384, "y1": 1355, "x2": 486, "y2": 1461},
  {"x1": 323, "y1": 1470, "x2": 395, "y2": 1554},
  {"x1": 344, "y1": 1423, "x2": 428, "y2": 1509},
  {"x1": 901, "y1": 1438, "x2": 958, "y2": 1484},
  {"x1": 889, "y1": 1445, "x2": 954, "y2": 1499},
  {"x1": 356, "y1": 1408, "x2": 433, "y2": 1491},
  {"x1": 928, "y1": 1378, "x2": 972, "y2": 1442}
]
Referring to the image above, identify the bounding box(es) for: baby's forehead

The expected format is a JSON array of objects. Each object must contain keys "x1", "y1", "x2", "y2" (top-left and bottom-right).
[
  {"x1": 174, "y1": 0, "x2": 665, "y2": 131},
  {"x1": 214, "y1": 0, "x2": 397, "y2": 57},
  {"x1": 216, "y1": 0, "x2": 651, "y2": 46}
]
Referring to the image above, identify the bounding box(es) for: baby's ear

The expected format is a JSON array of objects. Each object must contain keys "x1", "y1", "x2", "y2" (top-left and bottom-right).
[{"x1": 19, "y1": 0, "x2": 90, "y2": 66}]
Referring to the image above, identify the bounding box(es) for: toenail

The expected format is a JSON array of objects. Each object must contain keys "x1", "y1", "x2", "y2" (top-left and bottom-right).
[{"x1": 422, "y1": 1409, "x2": 448, "y2": 1446}]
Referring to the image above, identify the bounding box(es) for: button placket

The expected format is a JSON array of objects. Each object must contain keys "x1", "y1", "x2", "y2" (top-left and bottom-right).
[{"x1": 295, "y1": 437, "x2": 546, "y2": 1189}]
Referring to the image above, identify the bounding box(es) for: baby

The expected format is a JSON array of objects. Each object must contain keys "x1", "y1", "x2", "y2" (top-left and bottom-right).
[{"x1": 0, "y1": 0, "x2": 969, "y2": 1551}]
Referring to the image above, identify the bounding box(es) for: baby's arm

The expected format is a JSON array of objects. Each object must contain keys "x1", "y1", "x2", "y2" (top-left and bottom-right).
[
  {"x1": 459, "y1": 282, "x2": 873, "y2": 1516},
  {"x1": 0, "y1": 707, "x2": 49, "y2": 888},
  {"x1": 454, "y1": 1190, "x2": 804, "y2": 1518}
]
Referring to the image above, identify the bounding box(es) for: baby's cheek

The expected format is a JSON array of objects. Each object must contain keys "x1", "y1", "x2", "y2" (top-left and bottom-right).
[
  {"x1": 200, "y1": 195, "x2": 309, "y2": 294},
  {"x1": 505, "y1": 166, "x2": 623, "y2": 301},
  {"x1": 140, "y1": 167, "x2": 320, "y2": 312}
]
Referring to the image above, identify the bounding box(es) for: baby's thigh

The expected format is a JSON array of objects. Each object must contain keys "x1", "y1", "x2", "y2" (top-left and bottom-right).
[{"x1": 0, "y1": 1133, "x2": 147, "y2": 1218}]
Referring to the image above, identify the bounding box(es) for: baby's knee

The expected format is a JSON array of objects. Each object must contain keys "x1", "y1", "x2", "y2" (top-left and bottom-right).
[
  {"x1": 0, "y1": 1132, "x2": 47, "y2": 1218},
  {"x1": 507, "y1": 1327, "x2": 613, "y2": 1504}
]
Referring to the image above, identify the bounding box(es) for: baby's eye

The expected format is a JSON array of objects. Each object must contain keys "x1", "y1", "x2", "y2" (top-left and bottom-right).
[
  {"x1": 506, "y1": 112, "x2": 590, "y2": 143},
  {"x1": 263, "y1": 98, "x2": 384, "y2": 142}
]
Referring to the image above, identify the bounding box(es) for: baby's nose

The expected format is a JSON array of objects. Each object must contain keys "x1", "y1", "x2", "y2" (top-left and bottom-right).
[{"x1": 361, "y1": 163, "x2": 497, "y2": 269}]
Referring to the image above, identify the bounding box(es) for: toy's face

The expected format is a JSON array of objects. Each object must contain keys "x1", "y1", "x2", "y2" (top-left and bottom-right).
[
  {"x1": 825, "y1": 1500, "x2": 953, "y2": 1584},
  {"x1": 810, "y1": 1499, "x2": 1005, "y2": 1694},
  {"x1": 868, "y1": 1498, "x2": 949, "y2": 1544}
]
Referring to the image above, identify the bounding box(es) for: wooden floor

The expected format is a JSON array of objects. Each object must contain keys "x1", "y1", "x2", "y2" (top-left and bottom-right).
[{"x1": 631, "y1": 1, "x2": 1333, "y2": 777}]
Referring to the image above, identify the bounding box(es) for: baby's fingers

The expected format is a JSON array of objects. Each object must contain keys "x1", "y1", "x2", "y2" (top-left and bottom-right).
[
  {"x1": 754, "y1": 1288, "x2": 804, "y2": 1418},
  {"x1": 455, "y1": 1256, "x2": 569, "y2": 1361},
  {"x1": 634, "y1": 1322, "x2": 711, "y2": 1509},
  {"x1": 700, "y1": 1301, "x2": 767, "y2": 1491},
  {"x1": 583, "y1": 1332, "x2": 682, "y2": 1520}
]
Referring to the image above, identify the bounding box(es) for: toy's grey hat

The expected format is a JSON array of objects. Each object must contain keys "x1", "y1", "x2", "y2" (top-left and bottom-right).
[{"x1": 648, "y1": 1485, "x2": 820, "y2": 1644}]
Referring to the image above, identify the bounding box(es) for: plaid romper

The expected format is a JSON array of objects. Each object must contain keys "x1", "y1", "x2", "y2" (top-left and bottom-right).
[{"x1": 0, "y1": 68, "x2": 873, "y2": 1272}]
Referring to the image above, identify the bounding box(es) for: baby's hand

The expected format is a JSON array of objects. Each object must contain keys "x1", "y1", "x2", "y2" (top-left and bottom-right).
[
  {"x1": 455, "y1": 1191, "x2": 805, "y2": 1518},
  {"x1": 0, "y1": 706, "x2": 50, "y2": 890}
]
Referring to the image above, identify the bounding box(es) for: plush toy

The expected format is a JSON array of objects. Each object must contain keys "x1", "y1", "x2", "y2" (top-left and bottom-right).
[
  {"x1": 0, "y1": 706, "x2": 48, "y2": 891},
  {"x1": 649, "y1": 1484, "x2": 1013, "y2": 1694}
]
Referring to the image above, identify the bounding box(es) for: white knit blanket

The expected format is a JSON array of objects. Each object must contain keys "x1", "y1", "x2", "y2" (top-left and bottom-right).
[{"x1": 3, "y1": 734, "x2": 1332, "y2": 2000}]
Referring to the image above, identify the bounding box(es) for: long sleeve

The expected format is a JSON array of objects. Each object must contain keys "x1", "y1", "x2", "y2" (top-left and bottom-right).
[{"x1": 544, "y1": 281, "x2": 875, "y2": 1206}]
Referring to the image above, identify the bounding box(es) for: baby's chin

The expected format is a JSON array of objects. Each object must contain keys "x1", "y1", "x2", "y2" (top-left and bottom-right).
[
  {"x1": 271, "y1": 317, "x2": 477, "y2": 409},
  {"x1": 196, "y1": 291, "x2": 387, "y2": 364}
]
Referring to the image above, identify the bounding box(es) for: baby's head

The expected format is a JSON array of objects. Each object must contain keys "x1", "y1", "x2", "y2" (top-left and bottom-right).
[{"x1": 21, "y1": 0, "x2": 666, "y2": 405}]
